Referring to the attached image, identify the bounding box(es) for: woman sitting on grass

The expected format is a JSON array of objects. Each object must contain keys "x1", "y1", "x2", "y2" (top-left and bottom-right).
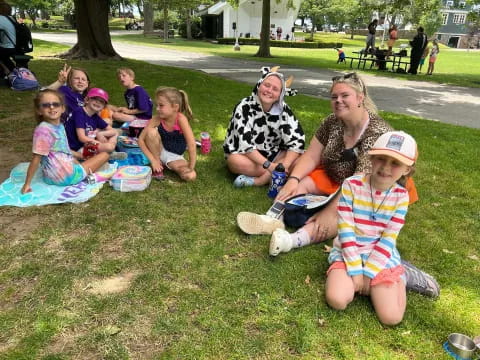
[
  {"x1": 236, "y1": 72, "x2": 438, "y2": 298},
  {"x1": 223, "y1": 66, "x2": 305, "y2": 188}
]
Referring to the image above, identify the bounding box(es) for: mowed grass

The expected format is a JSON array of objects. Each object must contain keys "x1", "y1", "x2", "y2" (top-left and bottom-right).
[
  {"x1": 0, "y1": 42, "x2": 479, "y2": 359},
  {"x1": 109, "y1": 31, "x2": 480, "y2": 88}
]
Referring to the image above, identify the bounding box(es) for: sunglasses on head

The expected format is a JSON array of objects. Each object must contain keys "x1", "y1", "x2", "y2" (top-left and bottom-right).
[
  {"x1": 332, "y1": 72, "x2": 357, "y2": 82},
  {"x1": 39, "y1": 102, "x2": 62, "y2": 109}
]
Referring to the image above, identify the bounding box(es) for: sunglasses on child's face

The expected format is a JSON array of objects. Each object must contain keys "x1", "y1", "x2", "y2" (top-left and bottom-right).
[{"x1": 39, "y1": 102, "x2": 62, "y2": 109}]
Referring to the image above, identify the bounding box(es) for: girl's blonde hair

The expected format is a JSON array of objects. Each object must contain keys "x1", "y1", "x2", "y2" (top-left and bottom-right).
[
  {"x1": 117, "y1": 67, "x2": 135, "y2": 79},
  {"x1": 331, "y1": 72, "x2": 377, "y2": 114},
  {"x1": 33, "y1": 89, "x2": 65, "y2": 124},
  {"x1": 67, "y1": 68, "x2": 91, "y2": 96},
  {"x1": 155, "y1": 87, "x2": 193, "y2": 121}
]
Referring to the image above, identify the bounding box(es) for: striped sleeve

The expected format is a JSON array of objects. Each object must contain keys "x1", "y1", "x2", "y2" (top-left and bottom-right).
[
  {"x1": 337, "y1": 179, "x2": 363, "y2": 276},
  {"x1": 363, "y1": 189, "x2": 409, "y2": 279}
]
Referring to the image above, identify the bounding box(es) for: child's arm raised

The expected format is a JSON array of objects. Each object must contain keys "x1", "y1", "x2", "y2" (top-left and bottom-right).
[
  {"x1": 47, "y1": 63, "x2": 71, "y2": 90},
  {"x1": 178, "y1": 115, "x2": 196, "y2": 170},
  {"x1": 21, "y1": 154, "x2": 42, "y2": 194}
]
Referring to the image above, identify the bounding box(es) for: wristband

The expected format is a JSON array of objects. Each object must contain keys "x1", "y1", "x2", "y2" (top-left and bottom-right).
[{"x1": 288, "y1": 176, "x2": 301, "y2": 183}]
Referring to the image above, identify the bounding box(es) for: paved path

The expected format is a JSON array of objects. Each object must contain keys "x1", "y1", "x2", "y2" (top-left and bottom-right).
[{"x1": 33, "y1": 31, "x2": 480, "y2": 129}]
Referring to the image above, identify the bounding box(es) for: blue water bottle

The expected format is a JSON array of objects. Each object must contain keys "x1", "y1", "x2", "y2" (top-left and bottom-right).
[{"x1": 268, "y1": 163, "x2": 287, "y2": 198}]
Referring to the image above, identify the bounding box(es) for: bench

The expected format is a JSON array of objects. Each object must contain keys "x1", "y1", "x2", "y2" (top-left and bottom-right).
[{"x1": 343, "y1": 55, "x2": 409, "y2": 72}]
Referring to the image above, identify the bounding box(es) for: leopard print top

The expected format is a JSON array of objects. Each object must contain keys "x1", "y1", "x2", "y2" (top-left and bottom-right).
[{"x1": 315, "y1": 112, "x2": 393, "y2": 184}]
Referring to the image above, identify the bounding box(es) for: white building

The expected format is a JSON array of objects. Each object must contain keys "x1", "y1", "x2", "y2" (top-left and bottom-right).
[{"x1": 198, "y1": 0, "x2": 303, "y2": 39}]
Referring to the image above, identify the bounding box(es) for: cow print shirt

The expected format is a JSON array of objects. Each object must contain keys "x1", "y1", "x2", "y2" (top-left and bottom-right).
[
  {"x1": 315, "y1": 112, "x2": 393, "y2": 184},
  {"x1": 223, "y1": 95, "x2": 305, "y2": 160}
]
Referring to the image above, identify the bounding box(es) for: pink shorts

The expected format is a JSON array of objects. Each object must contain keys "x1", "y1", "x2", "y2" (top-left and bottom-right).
[
  {"x1": 429, "y1": 57, "x2": 437, "y2": 64},
  {"x1": 327, "y1": 262, "x2": 405, "y2": 286}
]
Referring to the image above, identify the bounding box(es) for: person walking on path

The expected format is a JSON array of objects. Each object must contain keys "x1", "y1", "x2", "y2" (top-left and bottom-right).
[
  {"x1": 365, "y1": 19, "x2": 378, "y2": 56},
  {"x1": 408, "y1": 27, "x2": 428, "y2": 75}
]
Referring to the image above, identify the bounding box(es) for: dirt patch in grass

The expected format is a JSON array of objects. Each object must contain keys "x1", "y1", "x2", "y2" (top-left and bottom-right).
[
  {"x1": 0, "y1": 209, "x2": 41, "y2": 244},
  {"x1": 79, "y1": 271, "x2": 140, "y2": 295}
]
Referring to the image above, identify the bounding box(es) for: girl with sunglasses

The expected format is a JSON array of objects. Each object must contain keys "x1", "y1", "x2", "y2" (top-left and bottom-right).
[{"x1": 21, "y1": 90, "x2": 109, "y2": 194}]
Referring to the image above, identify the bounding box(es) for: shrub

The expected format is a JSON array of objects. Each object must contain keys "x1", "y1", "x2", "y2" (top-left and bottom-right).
[{"x1": 217, "y1": 38, "x2": 342, "y2": 49}]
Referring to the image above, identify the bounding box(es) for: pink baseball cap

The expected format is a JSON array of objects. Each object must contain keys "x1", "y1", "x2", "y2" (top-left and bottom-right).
[
  {"x1": 368, "y1": 131, "x2": 418, "y2": 166},
  {"x1": 86, "y1": 88, "x2": 109, "y2": 103}
]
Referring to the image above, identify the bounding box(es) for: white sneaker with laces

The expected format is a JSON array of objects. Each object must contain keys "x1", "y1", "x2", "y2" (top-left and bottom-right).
[
  {"x1": 269, "y1": 228, "x2": 293, "y2": 256},
  {"x1": 236, "y1": 212, "x2": 285, "y2": 235}
]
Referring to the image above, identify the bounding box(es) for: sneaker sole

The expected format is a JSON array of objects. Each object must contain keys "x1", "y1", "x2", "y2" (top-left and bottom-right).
[{"x1": 237, "y1": 212, "x2": 285, "y2": 235}]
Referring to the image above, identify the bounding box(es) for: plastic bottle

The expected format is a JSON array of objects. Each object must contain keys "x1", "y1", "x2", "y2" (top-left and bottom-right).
[
  {"x1": 200, "y1": 132, "x2": 211, "y2": 154},
  {"x1": 268, "y1": 163, "x2": 287, "y2": 198}
]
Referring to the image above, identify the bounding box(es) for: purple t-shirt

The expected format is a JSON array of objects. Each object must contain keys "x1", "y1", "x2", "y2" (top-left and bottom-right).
[
  {"x1": 59, "y1": 85, "x2": 85, "y2": 122},
  {"x1": 64, "y1": 107, "x2": 109, "y2": 151},
  {"x1": 124, "y1": 85, "x2": 153, "y2": 120}
]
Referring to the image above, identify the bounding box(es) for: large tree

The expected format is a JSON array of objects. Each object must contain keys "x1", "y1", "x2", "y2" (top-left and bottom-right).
[
  {"x1": 256, "y1": 0, "x2": 272, "y2": 57},
  {"x1": 62, "y1": 0, "x2": 121, "y2": 59}
]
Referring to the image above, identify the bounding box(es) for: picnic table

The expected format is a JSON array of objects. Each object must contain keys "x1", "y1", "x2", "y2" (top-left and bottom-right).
[{"x1": 343, "y1": 49, "x2": 410, "y2": 72}]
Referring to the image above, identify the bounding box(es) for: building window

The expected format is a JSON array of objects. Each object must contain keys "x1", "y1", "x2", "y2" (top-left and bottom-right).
[
  {"x1": 446, "y1": 0, "x2": 453, "y2": 6},
  {"x1": 459, "y1": 1, "x2": 466, "y2": 8},
  {"x1": 453, "y1": 13, "x2": 466, "y2": 24},
  {"x1": 442, "y1": 13, "x2": 448, "y2": 25}
]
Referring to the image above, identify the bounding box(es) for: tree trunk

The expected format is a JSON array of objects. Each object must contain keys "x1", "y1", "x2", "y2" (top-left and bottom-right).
[
  {"x1": 255, "y1": 0, "x2": 271, "y2": 57},
  {"x1": 163, "y1": 5, "x2": 168, "y2": 42},
  {"x1": 62, "y1": 0, "x2": 122, "y2": 60},
  {"x1": 143, "y1": 0, "x2": 154, "y2": 32},
  {"x1": 27, "y1": 10, "x2": 37, "y2": 28},
  {"x1": 186, "y1": 9, "x2": 192, "y2": 40}
]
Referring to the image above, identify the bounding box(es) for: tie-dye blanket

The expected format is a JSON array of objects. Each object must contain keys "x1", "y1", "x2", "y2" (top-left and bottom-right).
[{"x1": 0, "y1": 162, "x2": 116, "y2": 207}]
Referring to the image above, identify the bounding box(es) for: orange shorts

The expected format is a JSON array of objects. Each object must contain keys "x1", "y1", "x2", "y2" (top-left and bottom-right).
[
  {"x1": 308, "y1": 167, "x2": 340, "y2": 195},
  {"x1": 327, "y1": 262, "x2": 405, "y2": 286},
  {"x1": 309, "y1": 167, "x2": 419, "y2": 204}
]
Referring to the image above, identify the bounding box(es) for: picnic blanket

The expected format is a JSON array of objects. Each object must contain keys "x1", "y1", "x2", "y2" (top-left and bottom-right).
[{"x1": 0, "y1": 162, "x2": 117, "y2": 207}]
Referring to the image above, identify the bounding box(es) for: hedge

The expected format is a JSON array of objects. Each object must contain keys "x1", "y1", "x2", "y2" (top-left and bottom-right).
[{"x1": 217, "y1": 38, "x2": 342, "y2": 49}]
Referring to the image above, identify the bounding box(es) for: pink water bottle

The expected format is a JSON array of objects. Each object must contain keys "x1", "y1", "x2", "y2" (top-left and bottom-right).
[{"x1": 200, "y1": 132, "x2": 211, "y2": 154}]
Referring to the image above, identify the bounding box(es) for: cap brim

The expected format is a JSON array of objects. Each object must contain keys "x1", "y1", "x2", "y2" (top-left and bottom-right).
[{"x1": 368, "y1": 149, "x2": 415, "y2": 166}]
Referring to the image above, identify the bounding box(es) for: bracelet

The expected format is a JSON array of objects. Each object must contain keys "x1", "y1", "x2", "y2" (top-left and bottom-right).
[{"x1": 288, "y1": 176, "x2": 301, "y2": 183}]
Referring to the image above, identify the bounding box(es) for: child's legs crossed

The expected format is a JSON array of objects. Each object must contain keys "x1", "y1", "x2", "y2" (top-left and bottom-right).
[
  {"x1": 325, "y1": 267, "x2": 355, "y2": 310},
  {"x1": 370, "y1": 281, "x2": 406, "y2": 326},
  {"x1": 168, "y1": 159, "x2": 196, "y2": 181},
  {"x1": 81, "y1": 152, "x2": 110, "y2": 174},
  {"x1": 226, "y1": 153, "x2": 266, "y2": 177},
  {"x1": 144, "y1": 127, "x2": 162, "y2": 159}
]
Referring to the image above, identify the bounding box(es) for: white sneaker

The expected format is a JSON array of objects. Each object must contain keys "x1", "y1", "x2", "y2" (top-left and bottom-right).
[
  {"x1": 236, "y1": 212, "x2": 285, "y2": 235},
  {"x1": 269, "y1": 228, "x2": 293, "y2": 256}
]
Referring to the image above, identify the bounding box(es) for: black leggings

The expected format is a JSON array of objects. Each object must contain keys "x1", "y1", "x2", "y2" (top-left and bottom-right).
[{"x1": 0, "y1": 47, "x2": 16, "y2": 73}]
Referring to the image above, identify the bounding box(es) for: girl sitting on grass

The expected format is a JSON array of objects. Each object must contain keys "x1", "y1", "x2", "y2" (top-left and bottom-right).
[
  {"x1": 64, "y1": 88, "x2": 125, "y2": 160},
  {"x1": 138, "y1": 87, "x2": 196, "y2": 182},
  {"x1": 325, "y1": 131, "x2": 417, "y2": 325},
  {"x1": 21, "y1": 90, "x2": 109, "y2": 194}
]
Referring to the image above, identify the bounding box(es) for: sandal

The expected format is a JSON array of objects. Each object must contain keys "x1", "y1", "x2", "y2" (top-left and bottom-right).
[
  {"x1": 233, "y1": 175, "x2": 255, "y2": 188},
  {"x1": 402, "y1": 260, "x2": 440, "y2": 298}
]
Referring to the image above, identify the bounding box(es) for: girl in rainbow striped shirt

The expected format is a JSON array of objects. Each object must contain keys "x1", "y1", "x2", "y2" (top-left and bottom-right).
[{"x1": 325, "y1": 131, "x2": 417, "y2": 326}]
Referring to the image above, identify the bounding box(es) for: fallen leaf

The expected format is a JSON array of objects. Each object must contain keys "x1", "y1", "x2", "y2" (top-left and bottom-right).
[
  {"x1": 467, "y1": 254, "x2": 479, "y2": 261},
  {"x1": 223, "y1": 255, "x2": 229, "y2": 260},
  {"x1": 305, "y1": 275, "x2": 311, "y2": 285},
  {"x1": 442, "y1": 249, "x2": 455, "y2": 254},
  {"x1": 146, "y1": 219, "x2": 151, "y2": 223},
  {"x1": 323, "y1": 245, "x2": 332, "y2": 253},
  {"x1": 318, "y1": 318, "x2": 326, "y2": 327},
  {"x1": 402, "y1": 330, "x2": 411, "y2": 336},
  {"x1": 82, "y1": 283, "x2": 93, "y2": 291},
  {"x1": 432, "y1": 203, "x2": 440, "y2": 207},
  {"x1": 103, "y1": 325, "x2": 121, "y2": 336}
]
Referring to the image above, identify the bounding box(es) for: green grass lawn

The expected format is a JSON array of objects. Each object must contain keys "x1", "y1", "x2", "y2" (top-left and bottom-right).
[
  {"x1": 0, "y1": 42, "x2": 479, "y2": 359},
  {"x1": 108, "y1": 32, "x2": 480, "y2": 88}
]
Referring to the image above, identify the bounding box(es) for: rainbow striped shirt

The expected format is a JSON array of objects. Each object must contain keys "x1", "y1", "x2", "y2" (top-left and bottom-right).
[{"x1": 328, "y1": 174, "x2": 409, "y2": 279}]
